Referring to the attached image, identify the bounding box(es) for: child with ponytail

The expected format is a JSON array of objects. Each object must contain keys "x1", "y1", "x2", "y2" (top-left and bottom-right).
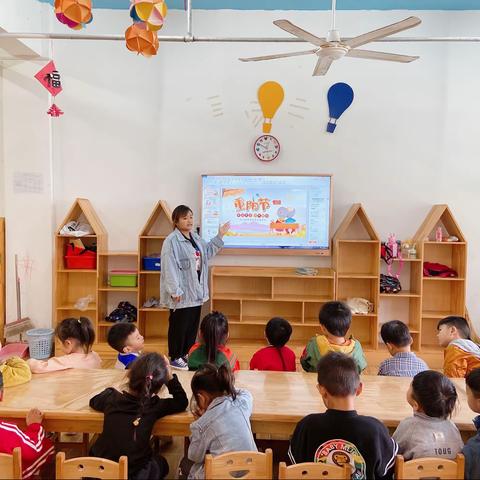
[
  {"x1": 393, "y1": 370, "x2": 463, "y2": 459},
  {"x1": 28, "y1": 317, "x2": 101, "y2": 373},
  {"x1": 180, "y1": 364, "x2": 256, "y2": 479},
  {"x1": 188, "y1": 311, "x2": 239, "y2": 372},
  {"x1": 89, "y1": 352, "x2": 188, "y2": 479},
  {"x1": 250, "y1": 317, "x2": 296, "y2": 372}
]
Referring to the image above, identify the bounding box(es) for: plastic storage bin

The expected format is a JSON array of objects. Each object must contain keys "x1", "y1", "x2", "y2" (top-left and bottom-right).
[
  {"x1": 143, "y1": 257, "x2": 161, "y2": 271},
  {"x1": 64, "y1": 255, "x2": 97, "y2": 269},
  {"x1": 109, "y1": 270, "x2": 138, "y2": 287},
  {"x1": 64, "y1": 243, "x2": 97, "y2": 269},
  {"x1": 26, "y1": 328, "x2": 54, "y2": 360}
]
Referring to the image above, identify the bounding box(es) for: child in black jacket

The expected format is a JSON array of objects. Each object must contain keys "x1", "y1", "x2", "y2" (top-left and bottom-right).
[
  {"x1": 90, "y1": 352, "x2": 188, "y2": 479},
  {"x1": 289, "y1": 352, "x2": 397, "y2": 480}
]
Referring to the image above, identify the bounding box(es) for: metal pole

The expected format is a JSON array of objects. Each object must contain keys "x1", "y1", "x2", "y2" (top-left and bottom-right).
[
  {"x1": 1, "y1": 32, "x2": 480, "y2": 42},
  {"x1": 186, "y1": 0, "x2": 193, "y2": 41}
]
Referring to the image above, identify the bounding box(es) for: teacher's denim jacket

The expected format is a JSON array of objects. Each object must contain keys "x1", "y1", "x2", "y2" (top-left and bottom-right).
[
  {"x1": 187, "y1": 389, "x2": 257, "y2": 479},
  {"x1": 160, "y1": 228, "x2": 223, "y2": 309}
]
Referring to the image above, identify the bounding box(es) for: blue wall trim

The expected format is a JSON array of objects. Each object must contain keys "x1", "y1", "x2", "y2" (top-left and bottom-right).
[{"x1": 37, "y1": 0, "x2": 480, "y2": 10}]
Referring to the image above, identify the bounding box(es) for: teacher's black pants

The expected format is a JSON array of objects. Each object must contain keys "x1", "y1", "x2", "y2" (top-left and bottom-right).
[{"x1": 168, "y1": 305, "x2": 202, "y2": 360}]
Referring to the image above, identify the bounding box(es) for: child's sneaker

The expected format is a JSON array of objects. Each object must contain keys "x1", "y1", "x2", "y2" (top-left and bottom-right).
[{"x1": 170, "y1": 358, "x2": 188, "y2": 370}]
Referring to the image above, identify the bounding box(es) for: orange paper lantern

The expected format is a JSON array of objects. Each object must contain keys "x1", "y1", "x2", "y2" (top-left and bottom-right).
[
  {"x1": 55, "y1": 0, "x2": 92, "y2": 29},
  {"x1": 125, "y1": 23, "x2": 159, "y2": 57}
]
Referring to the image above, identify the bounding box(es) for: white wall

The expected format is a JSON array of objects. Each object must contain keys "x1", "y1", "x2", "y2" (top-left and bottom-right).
[
  {"x1": 3, "y1": 4, "x2": 480, "y2": 328},
  {"x1": 0, "y1": 0, "x2": 53, "y2": 327}
]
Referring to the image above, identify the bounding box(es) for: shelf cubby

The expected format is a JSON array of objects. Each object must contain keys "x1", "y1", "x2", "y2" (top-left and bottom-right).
[
  {"x1": 211, "y1": 299, "x2": 241, "y2": 322},
  {"x1": 349, "y1": 315, "x2": 377, "y2": 350},
  {"x1": 304, "y1": 302, "x2": 327, "y2": 324},
  {"x1": 212, "y1": 276, "x2": 272, "y2": 300},
  {"x1": 242, "y1": 300, "x2": 303, "y2": 325}
]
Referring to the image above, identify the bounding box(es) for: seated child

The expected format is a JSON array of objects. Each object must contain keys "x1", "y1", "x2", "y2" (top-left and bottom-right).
[
  {"x1": 0, "y1": 408, "x2": 54, "y2": 478},
  {"x1": 107, "y1": 322, "x2": 144, "y2": 369},
  {"x1": 89, "y1": 352, "x2": 188, "y2": 480},
  {"x1": 249, "y1": 317, "x2": 296, "y2": 372},
  {"x1": 188, "y1": 311, "x2": 239, "y2": 372},
  {"x1": 437, "y1": 316, "x2": 480, "y2": 377},
  {"x1": 182, "y1": 364, "x2": 257, "y2": 479},
  {"x1": 28, "y1": 317, "x2": 101, "y2": 373},
  {"x1": 462, "y1": 368, "x2": 480, "y2": 478},
  {"x1": 393, "y1": 370, "x2": 463, "y2": 459},
  {"x1": 289, "y1": 352, "x2": 397, "y2": 479},
  {"x1": 300, "y1": 301, "x2": 367, "y2": 373},
  {"x1": 378, "y1": 320, "x2": 428, "y2": 377}
]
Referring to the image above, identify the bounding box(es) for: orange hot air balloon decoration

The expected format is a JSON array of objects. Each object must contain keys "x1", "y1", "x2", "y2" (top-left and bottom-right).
[
  {"x1": 55, "y1": 0, "x2": 93, "y2": 30},
  {"x1": 125, "y1": 23, "x2": 160, "y2": 57}
]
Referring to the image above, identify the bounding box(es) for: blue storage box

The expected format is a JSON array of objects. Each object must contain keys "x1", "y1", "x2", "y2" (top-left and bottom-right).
[{"x1": 143, "y1": 256, "x2": 161, "y2": 271}]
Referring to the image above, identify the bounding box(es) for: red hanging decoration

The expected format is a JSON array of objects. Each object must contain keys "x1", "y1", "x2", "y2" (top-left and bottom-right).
[
  {"x1": 47, "y1": 104, "x2": 65, "y2": 117},
  {"x1": 35, "y1": 61, "x2": 65, "y2": 117}
]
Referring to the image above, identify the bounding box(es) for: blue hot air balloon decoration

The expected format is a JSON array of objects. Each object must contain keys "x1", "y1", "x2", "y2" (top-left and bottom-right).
[{"x1": 326, "y1": 82, "x2": 354, "y2": 133}]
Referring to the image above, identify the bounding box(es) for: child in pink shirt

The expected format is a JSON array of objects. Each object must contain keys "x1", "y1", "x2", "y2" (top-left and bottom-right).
[{"x1": 28, "y1": 317, "x2": 101, "y2": 373}]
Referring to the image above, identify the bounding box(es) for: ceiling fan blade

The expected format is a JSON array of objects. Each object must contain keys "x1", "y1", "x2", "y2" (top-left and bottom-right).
[
  {"x1": 273, "y1": 19, "x2": 326, "y2": 47},
  {"x1": 345, "y1": 16, "x2": 421, "y2": 49},
  {"x1": 312, "y1": 56, "x2": 333, "y2": 76},
  {"x1": 239, "y1": 49, "x2": 318, "y2": 62},
  {"x1": 346, "y1": 49, "x2": 419, "y2": 63}
]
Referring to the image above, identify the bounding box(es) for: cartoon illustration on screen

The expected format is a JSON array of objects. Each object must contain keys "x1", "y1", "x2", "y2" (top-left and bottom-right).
[{"x1": 271, "y1": 206, "x2": 299, "y2": 235}]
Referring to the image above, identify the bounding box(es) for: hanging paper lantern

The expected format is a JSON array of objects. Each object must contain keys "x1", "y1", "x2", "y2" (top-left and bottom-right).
[
  {"x1": 125, "y1": 23, "x2": 159, "y2": 57},
  {"x1": 130, "y1": 0, "x2": 168, "y2": 31},
  {"x1": 54, "y1": 0, "x2": 93, "y2": 30}
]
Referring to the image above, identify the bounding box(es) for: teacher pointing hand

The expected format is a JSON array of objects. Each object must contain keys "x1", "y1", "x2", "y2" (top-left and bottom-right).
[{"x1": 160, "y1": 205, "x2": 230, "y2": 370}]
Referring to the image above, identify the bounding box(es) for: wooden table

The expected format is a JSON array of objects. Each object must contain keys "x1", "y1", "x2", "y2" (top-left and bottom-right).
[{"x1": 0, "y1": 369, "x2": 476, "y2": 437}]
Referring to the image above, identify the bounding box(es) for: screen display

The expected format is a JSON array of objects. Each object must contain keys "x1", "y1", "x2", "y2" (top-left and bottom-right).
[{"x1": 201, "y1": 175, "x2": 331, "y2": 251}]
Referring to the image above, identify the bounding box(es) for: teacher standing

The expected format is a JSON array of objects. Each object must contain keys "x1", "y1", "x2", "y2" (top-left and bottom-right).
[{"x1": 160, "y1": 205, "x2": 230, "y2": 370}]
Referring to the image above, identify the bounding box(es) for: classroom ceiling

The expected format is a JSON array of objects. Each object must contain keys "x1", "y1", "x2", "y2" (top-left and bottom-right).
[{"x1": 37, "y1": 0, "x2": 480, "y2": 10}]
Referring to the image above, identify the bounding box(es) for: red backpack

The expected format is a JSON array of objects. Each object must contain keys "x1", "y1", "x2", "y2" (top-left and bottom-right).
[{"x1": 423, "y1": 262, "x2": 458, "y2": 278}]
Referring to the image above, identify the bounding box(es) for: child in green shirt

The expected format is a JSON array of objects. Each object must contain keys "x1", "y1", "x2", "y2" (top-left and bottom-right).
[{"x1": 300, "y1": 301, "x2": 367, "y2": 373}]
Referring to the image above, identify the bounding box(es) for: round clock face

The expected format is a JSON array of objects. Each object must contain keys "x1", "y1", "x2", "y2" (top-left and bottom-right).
[{"x1": 253, "y1": 135, "x2": 280, "y2": 162}]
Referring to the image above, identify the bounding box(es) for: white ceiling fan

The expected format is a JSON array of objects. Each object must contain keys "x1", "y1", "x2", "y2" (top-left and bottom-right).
[{"x1": 239, "y1": 0, "x2": 422, "y2": 76}]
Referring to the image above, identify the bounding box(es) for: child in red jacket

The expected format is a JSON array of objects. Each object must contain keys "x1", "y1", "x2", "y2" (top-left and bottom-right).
[
  {"x1": 250, "y1": 317, "x2": 296, "y2": 372},
  {"x1": 0, "y1": 408, "x2": 54, "y2": 478}
]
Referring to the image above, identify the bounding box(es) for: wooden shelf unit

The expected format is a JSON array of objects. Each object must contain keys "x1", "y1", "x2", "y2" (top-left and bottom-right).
[
  {"x1": 52, "y1": 200, "x2": 468, "y2": 370},
  {"x1": 333, "y1": 204, "x2": 380, "y2": 350},
  {"x1": 414, "y1": 205, "x2": 467, "y2": 352},
  {"x1": 210, "y1": 266, "x2": 335, "y2": 343},
  {"x1": 54, "y1": 199, "x2": 107, "y2": 342},
  {"x1": 378, "y1": 241, "x2": 423, "y2": 351},
  {"x1": 137, "y1": 201, "x2": 173, "y2": 341},
  {"x1": 97, "y1": 251, "x2": 138, "y2": 343}
]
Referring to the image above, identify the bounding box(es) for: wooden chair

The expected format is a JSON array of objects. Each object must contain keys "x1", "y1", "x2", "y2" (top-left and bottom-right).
[
  {"x1": 395, "y1": 454, "x2": 465, "y2": 480},
  {"x1": 56, "y1": 452, "x2": 128, "y2": 480},
  {"x1": 204, "y1": 449, "x2": 273, "y2": 479},
  {"x1": 279, "y1": 461, "x2": 351, "y2": 479},
  {"x1": 0, "y1": 447, "x2": 22, "y2": 479}
]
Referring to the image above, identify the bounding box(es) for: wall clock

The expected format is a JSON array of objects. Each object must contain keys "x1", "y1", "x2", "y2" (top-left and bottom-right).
[{"x1": 253, "y1": 135, "x2": 280, "y2": 162}]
